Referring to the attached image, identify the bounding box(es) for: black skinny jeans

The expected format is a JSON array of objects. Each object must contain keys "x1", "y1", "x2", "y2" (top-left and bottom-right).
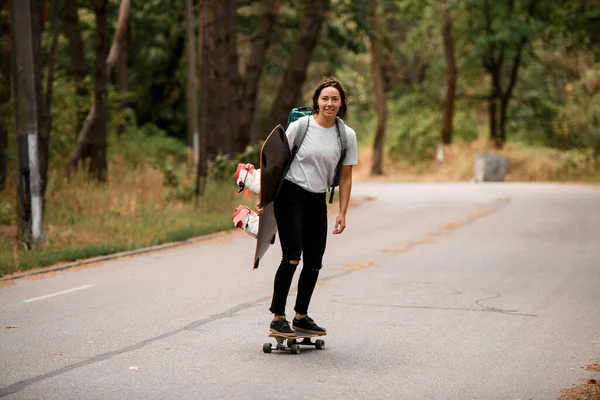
[{"x1": 269, "y1": 180, "x2": 328, "y2": 316}]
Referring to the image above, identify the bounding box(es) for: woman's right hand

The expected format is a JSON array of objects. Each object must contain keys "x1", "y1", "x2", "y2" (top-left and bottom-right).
[{"x1": 255, "y1": 200, "x2": 263, "y2": 216}]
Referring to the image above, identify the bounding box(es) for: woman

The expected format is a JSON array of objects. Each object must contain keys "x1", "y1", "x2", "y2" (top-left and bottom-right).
[{"x1": 256, "y1": 77, "x2": 358, "y2": 338}]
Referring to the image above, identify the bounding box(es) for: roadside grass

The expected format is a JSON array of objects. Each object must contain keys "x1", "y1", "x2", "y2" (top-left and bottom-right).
[
  {"x1": 355, "y1": 136, "x2": 600, "y2": 183},
  {"x1": 0, "y1": 160, "x2": 253, "y2": 277}
]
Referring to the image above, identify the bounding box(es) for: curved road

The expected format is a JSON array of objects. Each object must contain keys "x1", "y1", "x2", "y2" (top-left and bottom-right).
[{"x1": 1, "y1": 182, "x2": 599, "y2": 399}]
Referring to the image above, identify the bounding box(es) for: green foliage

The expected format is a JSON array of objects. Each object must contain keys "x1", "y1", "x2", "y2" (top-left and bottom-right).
[
  {"x1": 387, "y1": 94, "x2": 440, "y2": 161},
  {"x1": 508, "y1": 59, "x2": 561, "y2": 146},
  {"x1": 557, "y1": 149, "x2": 599, "y2": 178},
  {"x1": 387, "y1": 93, "x2": 478, "y2": 161},
  {"x1": 126, "y1": 0, "x2": 187, "y2": 137},
  {"x1": 118, "y1": 123, "x2": 188, "y2": 167},
  {"x1": 553, "y1": 72, "x2": 600, "y2": 155},
  {"x1": 0, "y1": 197, "x2": 14, "y2": 225},
  {"x1": 208, "y1": 143, "x2": 263, "y2": 182},
  {"x1": 47, "y1": 77, "x2": 89, "y2": 162},
  {"x1": 453, "y1": 110, "x2": 479, "y2": 143}
]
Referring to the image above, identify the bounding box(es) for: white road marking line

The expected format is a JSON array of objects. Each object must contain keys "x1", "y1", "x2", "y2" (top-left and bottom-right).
[{"x1": 23, "y1": 285, "x2": 95, "y2": 303}]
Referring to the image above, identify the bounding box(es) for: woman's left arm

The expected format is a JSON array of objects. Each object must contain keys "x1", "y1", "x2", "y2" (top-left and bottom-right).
[{"x1": 333, "y1": 165, "x2": 353, "y2": 234}]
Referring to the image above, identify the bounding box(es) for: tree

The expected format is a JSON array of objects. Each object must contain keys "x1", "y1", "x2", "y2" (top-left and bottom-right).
[
  {"x1": 196, "y1": 0, "x2": 209, "y2": 196},
  {"x1": 62, "y1": 0, "x2": 86, "y2": 133},
  {"x1": 0, "y1": 0, "x2": 10, "y2": 191},
  {"x1": 66, "y1": 0, "x2": 130, "y2": 180},
  {"x1": 203, "y1": 0, "x2": 239, "y2": 158},
  {"x1": 369, "y1": 0, "x2": 387, "y2": 176},
  {"x1": 39, "y1": 0, "x2": 61, "y2": 197},
  {"x1": 236, "y1": 0, "x2": 280, "y2": 150},
  {"x1": 469, "y1": 0, "x2": 538, "y2": 148},
  {"x1": 88, "y1": 0, "x2": 109, "y2": 181},
  {"x1": 440, "y1": 0, "x2": 456, "y2": 148},
  {"x1": 185, "y1": 0, "x2": 198, "y2": 153},
  {"x1": 12, "y1": 0, "x2": 43, "y2": 246},
  {"x1": 269, "y1": 0, "x2": 328, "y2": 127}
]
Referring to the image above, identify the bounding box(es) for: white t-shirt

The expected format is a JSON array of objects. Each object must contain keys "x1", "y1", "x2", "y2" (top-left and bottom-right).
[{"x1": 284, "y1": 115, "x2": 358, "y2": 193}]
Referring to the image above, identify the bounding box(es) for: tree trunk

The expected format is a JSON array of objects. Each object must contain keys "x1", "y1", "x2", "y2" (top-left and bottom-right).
[
  {"x1": 0, "y1": 0, "x2": 10, "y2": 191},
  {"x1": 499, "y1": 34, "x2": 527, "y2": 147},
  {"x1": 39, "y1": 0, "x2": 61, "y2": 198},
  {"x1": 489, "y1": 70, "x2": 501, "y2": 148},
  {"x1": 12, "y1": 0, "x2": 43, "y2": 246},
  {"x1": 225, "y1": 0, "x2": 239, "y2": 154},
  {"x1": 236, "y1": 0, "x2": 280, "y2": 151},
  {"x1": 203, "y1": 0, "x2": 239, "y2": 157},
  {"x1": 269, "y1": 0, "x2": 328, "y2": 128},
  {"x1": 440, "y1": 0, "x2": 456, "y2": 147},
  {"x1": 66, "y1": 0, "x2": 130, "y2": 180},
  {"x1": 104, "y1": 0, "x2": 129, "y2": 73},
  {"x1": 204, "y1": 1, "x2": 218, "y2": 160},
  {"x1": 185, "y1": 0, "x2": 198, "y2": 149},
  {"x1": 368, "y1": 0, "x2": 387, "y2": 176},
  {"x1": 30, "y1": 0, "x2": 44, "y2": 194},
  {"x1": 62, "y1": 0, "x2": 86, "y2": 132},
  {"x1": 196, "y1": 0, "x2": 209, "y2": 197},
  {"x1": 489, "y1": 98, "x2": 498, "y2": 147}
]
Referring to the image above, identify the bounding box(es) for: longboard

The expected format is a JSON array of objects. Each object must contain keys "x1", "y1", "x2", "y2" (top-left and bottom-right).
[
  {"x1": 252, "y1": 124, "x2": 291, "y2": 270},
  {"x1": 264, "y1": 331, "x2": 326, "y2": 354}
]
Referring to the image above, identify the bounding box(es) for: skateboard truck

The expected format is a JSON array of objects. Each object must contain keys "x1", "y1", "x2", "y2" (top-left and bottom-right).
[{"x1": 263, "y1": 333, "x2": 325, "y2": 354}]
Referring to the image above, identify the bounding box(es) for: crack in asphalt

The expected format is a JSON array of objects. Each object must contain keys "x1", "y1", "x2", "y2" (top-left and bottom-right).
[
  {"x1": 335, "y1": 300, "x2": 537, "y2": 317},
  {"x1": 0, "y1": 297, "x2": 270, "y2": 398}
]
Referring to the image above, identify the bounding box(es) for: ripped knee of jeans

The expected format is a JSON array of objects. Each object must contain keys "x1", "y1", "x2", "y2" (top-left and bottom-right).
[
  {"x1": 282, "y1": 251, "x2": 302, "y2": 265},
  {"x1": 305, "y1": 263, "x2": 322, "y2": 271}
]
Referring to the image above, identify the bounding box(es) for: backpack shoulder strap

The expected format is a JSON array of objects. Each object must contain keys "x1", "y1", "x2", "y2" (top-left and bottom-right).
[
  {"x1": 293, "y1": 115, "x2": 310, "y2": 154},
  {"x1": 335, "y1": 117, "x2": 348, "y2": 158},
  {"x1": 275, "y1": 116, "x2": 310, "y2": 199}
]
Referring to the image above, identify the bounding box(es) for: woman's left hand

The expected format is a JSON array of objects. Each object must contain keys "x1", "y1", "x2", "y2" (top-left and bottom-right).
[{"x1": 333, "y1": 214, "x2": 346, "y2": 234}]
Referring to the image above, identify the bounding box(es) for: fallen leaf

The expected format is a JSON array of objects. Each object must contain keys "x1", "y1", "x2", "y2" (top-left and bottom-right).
[{"x1": 4, "y1": 325, "x2": 18, "y2": 329}]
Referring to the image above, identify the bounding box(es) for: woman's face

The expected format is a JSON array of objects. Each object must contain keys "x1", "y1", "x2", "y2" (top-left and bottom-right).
[{"x1": 317, "y1": 86, "x2": 342, "y2": 118}]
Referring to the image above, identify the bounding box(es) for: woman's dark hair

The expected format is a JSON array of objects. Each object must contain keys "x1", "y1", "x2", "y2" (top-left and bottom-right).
[{"x1": 312, "y1": 77, "x2": 348, "y2": 119}]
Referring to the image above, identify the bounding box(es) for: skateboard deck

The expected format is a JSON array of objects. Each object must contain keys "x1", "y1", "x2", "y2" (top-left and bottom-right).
[
  {"x1": 264, "y1": 331, "x2": 326, "y2": 354},
  {"x1": 252, "y1": 124, "x2": 291, "y2": 270}
]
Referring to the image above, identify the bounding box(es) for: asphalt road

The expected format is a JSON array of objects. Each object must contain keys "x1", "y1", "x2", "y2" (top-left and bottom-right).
[{"x1": 1, "y1": 182, "x2": 599, "y2": 400}]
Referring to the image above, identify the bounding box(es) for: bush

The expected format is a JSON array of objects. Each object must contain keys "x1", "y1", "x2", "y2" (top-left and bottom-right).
[
  {"x1": 118, "y1": 123, "x2": 188, "y2": 167},
  {"x1": 557, "y1": 149, "x2": 599, "y2": 178},
  {"x1": 208, "y1": 143, "x2": 262, "y2": 182},
  {"x1": 552, "y1": 67, "x2": 600, "y2": 155}
]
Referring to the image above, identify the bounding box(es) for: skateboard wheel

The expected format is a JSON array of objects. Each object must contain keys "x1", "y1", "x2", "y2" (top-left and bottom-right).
[
  {"x1": 315, "y1": 340, "x2": 325, "y2": 350},
  {"x1": 286, "y1": 339, "x2": 296, "y2": 348},
  {"x1": 290, "y1": 344, "x2": 300, "y2": 354},
  {"x1": 263, "y1": 343, "x2": 272, "y2": 353}
]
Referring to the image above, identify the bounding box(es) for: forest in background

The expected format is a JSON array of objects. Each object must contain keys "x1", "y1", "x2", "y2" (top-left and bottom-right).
[{"x1": 0, "y1": 0, "x2": 599, "y2": 275}]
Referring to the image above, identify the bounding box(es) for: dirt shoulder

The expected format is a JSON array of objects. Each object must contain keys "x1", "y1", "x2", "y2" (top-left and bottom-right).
[{"x1": 559, "y1": 362, "x2": 600, "y2": 399}]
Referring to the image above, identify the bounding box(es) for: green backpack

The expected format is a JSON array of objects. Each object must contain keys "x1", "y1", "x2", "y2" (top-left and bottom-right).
[
  {"x1": 287, "y1": 106, "x2": 313, "y2": 126},
  {"x1": 279, "y1": 107, "x2": 348, "y2": 203}
]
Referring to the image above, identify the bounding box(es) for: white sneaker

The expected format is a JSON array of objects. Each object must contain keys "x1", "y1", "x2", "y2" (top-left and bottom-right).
[
  {"x1": 232, "y1": 205, "x2": 258, "y2": 238},
  {"x1": 234, "y1": 163, "x2": 261, "y2": 195}
]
